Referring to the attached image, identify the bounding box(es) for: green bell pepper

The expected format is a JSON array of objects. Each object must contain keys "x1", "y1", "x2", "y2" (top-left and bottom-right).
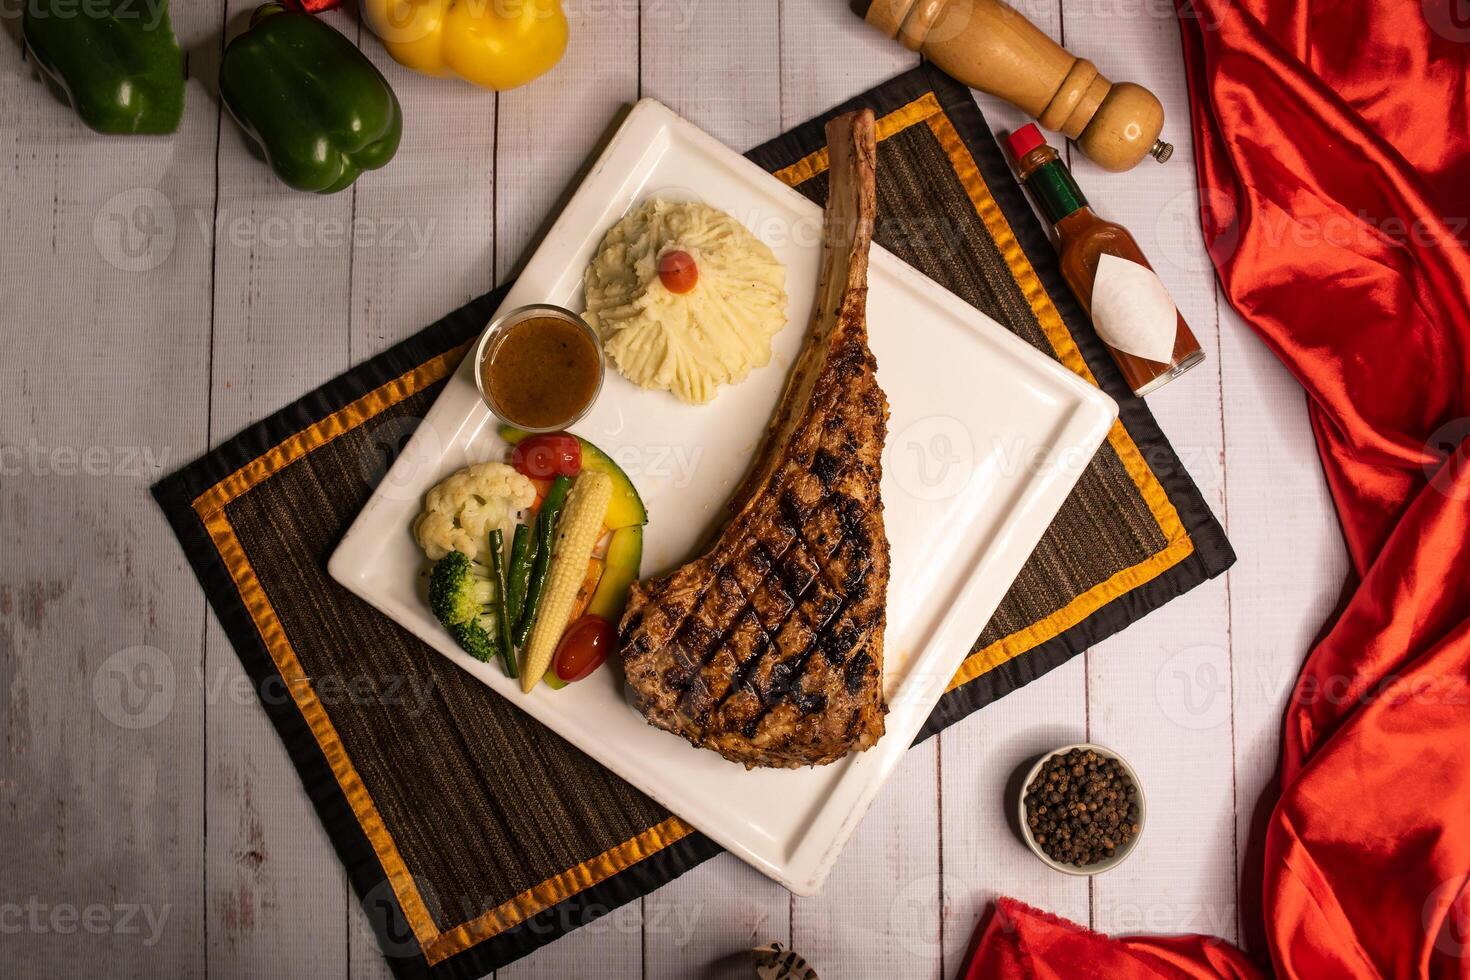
[
  {"x1": 220, "y1": 4, "x2": 403, "y2": 194},
  {"x1": 22, "y1": 0, "x2": 185, "y2": 135}
]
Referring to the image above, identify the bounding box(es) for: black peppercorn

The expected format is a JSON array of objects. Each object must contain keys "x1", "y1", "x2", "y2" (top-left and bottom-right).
[{"x1": 1024, "y1": 748, "x2": 1140, "y2": 868}]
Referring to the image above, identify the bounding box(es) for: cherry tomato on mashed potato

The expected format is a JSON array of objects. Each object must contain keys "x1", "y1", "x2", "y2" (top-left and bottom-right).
[{"x1": 657, "y1": 250, "x2": 699, "y2": 294}]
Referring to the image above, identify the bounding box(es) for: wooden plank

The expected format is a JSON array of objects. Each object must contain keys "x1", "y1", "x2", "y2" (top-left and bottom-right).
[
  {"x1": 0, "y1": 0, "x2": 1345, "y2": 974},
  {"x1": 342, "y1": 31, "x2": 500, "y2": 980},
  {"x1": 491, "y1": 2, "x2": 640, "y2": 285},
  {"x1": 1216, "y1": 303, "x2": 1347, "y2": 951},
  {"x1": 499, "y1": 902, "x2": 645, "y2": 980},
  {"x1": 941, "y1": 662, "x2": 1092, "y2": 965},
  {"x1": 636, "y1": 3, "x2": 790, "y2": 975},
  {"x1": 0, "y1": 0, "x2": 220, "y2": 973},
  {"x1": 778, "y1": 0, "x2": 915, "y2": 128},
  {"x1": 644, "y1": 854, "x2": 790, "y2": 980},
  {"x1": 777, "y1": 8, "x2": 936, "y2": 979},
  {"x1": 347, "y1": 46, "x2": 497, "y2": 361},
  {"x1": 940, "y1": 0, "x2": 1094, "y2": 960},
  {"x1": 640, "y1": 0, "x2": 783, "y2": 151},
  {"x1": 791, "y1": 743, "x2": 942, "y2": 980},
  {"x1": 493, "y1": 2, "x2": 641, "y2": 976},
  {"x1": 1060, "y1": 3, "x2": 1239, "y2": 942},
  {"x1": 347, "y1": 898, "x2": 397, "y2": 980},
  {"x1": 201, "y1": 7, "x2": 360, "y2": 975}
]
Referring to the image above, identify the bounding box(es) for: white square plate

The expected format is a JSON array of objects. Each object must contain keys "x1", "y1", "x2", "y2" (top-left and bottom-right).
[{"x1": 329, "y1": 99, "x2": 1116, "y2": 895}]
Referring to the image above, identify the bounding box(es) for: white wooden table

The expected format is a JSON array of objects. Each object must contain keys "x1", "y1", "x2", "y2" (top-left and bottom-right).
[{"x1": 1, "y1": 2, "x2": 1348, "y2": 976}]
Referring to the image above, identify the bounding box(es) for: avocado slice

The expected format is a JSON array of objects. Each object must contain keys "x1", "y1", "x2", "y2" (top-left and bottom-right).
[
  {"x1": 499, "y1": 425, "x2": 648, "y2": 529},
  {"x1": 586, "y1": 526, "x2": 643, "y2": 623}
]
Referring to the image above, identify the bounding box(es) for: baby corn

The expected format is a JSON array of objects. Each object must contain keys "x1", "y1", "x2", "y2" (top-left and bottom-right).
[{"x1": 521, "y1": 470, "x2": 613, "y2": 692}]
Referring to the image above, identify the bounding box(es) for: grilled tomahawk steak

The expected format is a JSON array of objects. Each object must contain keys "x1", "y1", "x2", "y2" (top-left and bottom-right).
[{"x1": 619, "y1": 109, "x2": 889, "y2": 769}]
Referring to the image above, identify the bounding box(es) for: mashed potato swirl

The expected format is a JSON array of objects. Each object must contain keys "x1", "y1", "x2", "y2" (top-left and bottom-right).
[{"x1": 583, "y1": 200, "x2": 787, "y2": 405}]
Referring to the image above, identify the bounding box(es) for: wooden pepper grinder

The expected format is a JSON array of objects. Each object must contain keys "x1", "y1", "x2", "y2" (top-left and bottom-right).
[{"x1": 853, "y1": 0, "x2": 1173, "y2": 172}]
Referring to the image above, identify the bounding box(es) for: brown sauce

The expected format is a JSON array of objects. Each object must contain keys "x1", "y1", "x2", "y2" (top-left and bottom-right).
[{"x1": 483, "y1": 316, "x2": 602, "y2": 430}]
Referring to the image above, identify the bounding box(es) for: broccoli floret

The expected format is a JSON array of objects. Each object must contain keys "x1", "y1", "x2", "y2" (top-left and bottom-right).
[
  {"x1": 429, "y1": 552, "x2": 502, "y2": 663},
  {"x1": 449, "y1": 617, "x2": 500, "y2": 664},
  {"x1": 428, "y1": 551, "x2": 495, "y2": 627}
]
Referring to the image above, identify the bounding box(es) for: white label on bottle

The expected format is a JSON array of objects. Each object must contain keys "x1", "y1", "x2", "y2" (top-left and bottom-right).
[{"x1": 1090, "y1": 253, "x2": 1178, "y2": 363}]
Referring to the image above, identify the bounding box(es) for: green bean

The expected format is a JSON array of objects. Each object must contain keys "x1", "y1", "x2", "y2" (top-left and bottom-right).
[
  {"x1": 514, "y1": 475, "x2": 572, "y2": 647},
  {"x1": 487, "y1": 529, "x2": 517, "y2": 679},
  {"x1": 504, "y1": 523, "x2": 534, "y2": 626}
]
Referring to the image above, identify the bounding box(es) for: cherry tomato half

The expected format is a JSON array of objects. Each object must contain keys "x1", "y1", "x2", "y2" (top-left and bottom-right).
[
  {"x1": 553, "y1": 614, "x2": 614, "y2": 683},
  {"x1": 657, "y1": 250, "x2": 699, "y2": 294},
  {"x1": 511, "y1": 432, "x2": 582, "y2": 480}
]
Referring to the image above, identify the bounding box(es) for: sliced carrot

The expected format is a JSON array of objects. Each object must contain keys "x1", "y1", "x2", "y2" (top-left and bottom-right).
[
  {"x1": 568, "y1": 556, "x2": 605, "y2": 623},
  {"x1": 527, "y1": 476, "x2": 555, "y2": 513}
]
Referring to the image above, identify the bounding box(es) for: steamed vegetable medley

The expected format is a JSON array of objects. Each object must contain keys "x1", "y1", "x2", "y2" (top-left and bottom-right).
[{"x1": 414, "y1": 429, "x2": 647, "y2": 691}]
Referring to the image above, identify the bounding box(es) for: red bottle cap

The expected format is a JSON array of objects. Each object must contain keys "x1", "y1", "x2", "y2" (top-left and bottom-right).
[{"x1": 1007, "y1": 124, "x2": 1049, "y2": 160}]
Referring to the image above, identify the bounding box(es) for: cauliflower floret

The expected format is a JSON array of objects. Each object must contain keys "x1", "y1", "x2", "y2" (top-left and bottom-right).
[{"x1": 412, "y1": 462, "x2": 536, "y2": 563}]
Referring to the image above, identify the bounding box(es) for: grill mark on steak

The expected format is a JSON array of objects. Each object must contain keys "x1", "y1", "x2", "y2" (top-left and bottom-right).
[
  {"x1": 713, "y1": 542, "x2": 847, "y2": 718},
  {"x1": 619, "y1": 109, "x2": 889, "y2": 769},
  {"x1": 746, "y1": 601, "x2": 844, "y2": 721},
  {"x1": 811, "y1": 449, "x2": 842, "y2": 487},
  {"x1": 832, "y1": 493, "x2": 867, "y2": 539},
  {"x1": 844, "y1": 566, "x2": 871, "y2": 605},
  {"x1": 684, "y1": 609, "x2": 765, "y2": 725},
  {"x1": 844, "y1": 648, "x2": 874, "y2": 695},
  {"x1": 774, "y1": 537, "x2": 819, "y2": 601},
  {"x1": 727, "y1": 629, "x2": 771, "y2": 698},
  {"x1": 777, "y1": 491, "x2": 811, "y2": 535},
  {"x1": 818, "y1": 622, "x2": 858, "y2": 666},
  {"x1": 749, "y1": 574, "x2": 795, "y2": 631},
  {"x1": 804, "y1": 501, "x2": 844, "y2": 559}
]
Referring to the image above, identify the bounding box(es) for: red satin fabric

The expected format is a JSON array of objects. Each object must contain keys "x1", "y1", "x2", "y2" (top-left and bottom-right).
[
  {"x1": 965, "y1": 1, "x2": 1470, "y2": 977},
  {"x1": 961, "y1": 899, "x2": 1261, "y2": 979}
]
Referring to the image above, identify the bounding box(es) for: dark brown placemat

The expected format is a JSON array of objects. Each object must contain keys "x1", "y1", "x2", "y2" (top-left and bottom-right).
[{"x1": 154, "y1": 65, "x2": 1232, "y2": 979}]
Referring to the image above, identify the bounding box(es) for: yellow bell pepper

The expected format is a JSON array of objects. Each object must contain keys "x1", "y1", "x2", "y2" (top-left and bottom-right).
[{"x1": 362, "y1": 0, "x2": 567, "y2": 91}]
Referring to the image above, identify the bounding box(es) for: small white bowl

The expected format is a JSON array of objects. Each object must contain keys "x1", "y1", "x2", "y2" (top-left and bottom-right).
[
  {"x1": 1016, "y1": 742, "x2": 1146, "y2": 876},
  {"x1": 472, "y1": 303, "x2": 605, "y2": 434}
]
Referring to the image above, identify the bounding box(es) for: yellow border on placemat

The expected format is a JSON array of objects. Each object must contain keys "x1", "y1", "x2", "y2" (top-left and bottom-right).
[
  {"x1": 774, "y1": 91, "x2": 944, "y2": 185},
  {"x1": 917, "y1": 110, "x2": 1195, "y2": 690},
  {"x1": 775, "y1": 96, "x2": 1194, "y2": 691},
  {"x1": 191, "y1": 347, "x2": 694, "y2": 966},
  {"x1": 187, "y1": 89, "x2": 1195, "y2": 969}
]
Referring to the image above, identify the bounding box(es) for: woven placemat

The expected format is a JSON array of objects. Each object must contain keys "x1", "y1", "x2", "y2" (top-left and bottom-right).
[{"x1": 154, "y1": 65, "x2": 1232, "y2": 979}]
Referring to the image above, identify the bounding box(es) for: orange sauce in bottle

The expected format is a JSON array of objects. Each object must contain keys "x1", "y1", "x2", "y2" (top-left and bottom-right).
[{"x1": 1008, "y1": 125, "x2": 1203, "y2": 397}]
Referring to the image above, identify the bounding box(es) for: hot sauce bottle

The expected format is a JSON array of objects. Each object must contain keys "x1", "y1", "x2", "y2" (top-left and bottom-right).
[{"x1": 1007, "y1": 124, "x2": 1204, "y2": 397}]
